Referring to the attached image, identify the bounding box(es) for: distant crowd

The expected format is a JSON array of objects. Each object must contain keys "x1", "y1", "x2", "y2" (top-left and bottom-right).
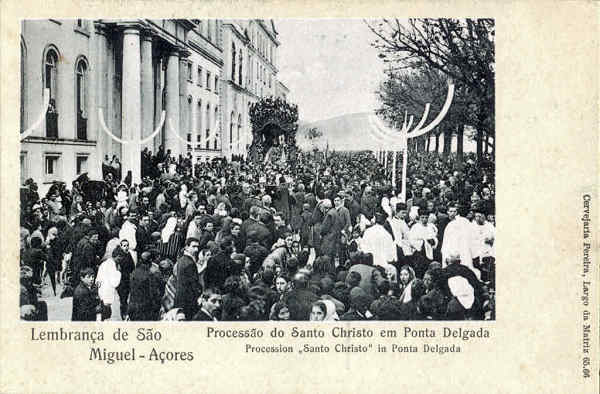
[{"x1": 20, "y1": 147, "x2": 495, "y2": 321}]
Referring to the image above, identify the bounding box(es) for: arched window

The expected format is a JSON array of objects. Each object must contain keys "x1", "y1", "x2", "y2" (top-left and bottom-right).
[
  {"x1": 229, "y1": 111, "x2": 235, "y2": 151},
  {"x1": 196, "y1": 100, "x2": 202, "y2": 149},
  {"x1": 214, "y1": 106, "x2": 219, "y2": 150},
  {"x1": 75, "y1": 57, "x2": 88, "y2": 140},
  {"x1": 44, "y1": 46, "x2": 59, "y2": 138},
  {"x1": 238, "y1": 50, "x2": 243, "y2": 86},
  {"x1": 231, "y1": 43, "x2": 236, "y2": 81}
]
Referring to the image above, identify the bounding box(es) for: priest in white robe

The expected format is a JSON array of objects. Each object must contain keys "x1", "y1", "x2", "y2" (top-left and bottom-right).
[{"x1": 441, "y1": 205, "x2": 479, "y2": 278}]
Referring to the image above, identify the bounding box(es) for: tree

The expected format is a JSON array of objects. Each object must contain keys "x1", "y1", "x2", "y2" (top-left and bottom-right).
[
  {"x1": 375, "y1": 66, "x2": 473, "y2": 161},
  {"x1": 367, "y1": 18, "x2": 495, "y2": 161},
  {"x1": 248, "y1": 97, "x2": 299, "y2": 164}
]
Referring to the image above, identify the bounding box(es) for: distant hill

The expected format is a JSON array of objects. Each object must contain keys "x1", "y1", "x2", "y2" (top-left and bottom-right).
[
  {"x1": 297, "y1": 112, "x2": 382, "y2": 151},
  {"x1": 296, "y1": 112, "x2": 475, "y2": 152}
]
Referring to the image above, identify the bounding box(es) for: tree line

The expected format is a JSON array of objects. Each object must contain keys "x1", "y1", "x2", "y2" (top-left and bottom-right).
[{"x1": 366, "y1": 18, "x2": 495, "y2": 162}]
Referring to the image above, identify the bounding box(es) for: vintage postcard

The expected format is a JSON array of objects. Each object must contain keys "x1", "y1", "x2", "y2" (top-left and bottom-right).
[{"x1": 0, "y1": 1, "x2": 598, "y2": 393}]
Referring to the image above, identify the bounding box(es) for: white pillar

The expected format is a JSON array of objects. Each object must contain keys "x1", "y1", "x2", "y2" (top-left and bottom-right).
[
  {"x1": 94, "y1": 23, "x2": 109, "y2": 169},
  {"x1": 121, "y1": 27, "x2": 142, "y2": 185},
  {"x1": 153, "y1": 57, "x2": 164, "y2": 151},
  {"x1": 141, "y1": 32, "x2": 154, "y2": 151},
  {"x1": 87, "y1": 25, "x2": 100, "y2": 179},
  {"x1": 179, "y1": 57, "x2": 188, "y2": 158},
  {"x1": 165, "y1": 51, "x2": 180, "y2": 156}
]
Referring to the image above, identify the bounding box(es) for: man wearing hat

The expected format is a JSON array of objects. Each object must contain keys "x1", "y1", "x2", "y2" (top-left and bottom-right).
[
  {"x1": 71, "y1": 228, "x2": 100, "y2": 288},
  {"x1": 128, "y1": 250, "x2": 162, "y2": 321}
]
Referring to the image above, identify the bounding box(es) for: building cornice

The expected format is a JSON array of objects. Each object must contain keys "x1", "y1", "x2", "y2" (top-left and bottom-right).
[
  {"x1": 257, "y1": 20, "x2": 280, "y2": 46},
  {"x1": 188, "y1": 38, "x2": 224, "y2": 67},
  {"x1": 22, "y1": 137, "x2": 97, "y2": 147},
  {"x1": 222, "y1": 23, "x2": 250, "y2": 44},
  {"x1": 226, "y1": 80, "x2": 258, "y2": 99}
]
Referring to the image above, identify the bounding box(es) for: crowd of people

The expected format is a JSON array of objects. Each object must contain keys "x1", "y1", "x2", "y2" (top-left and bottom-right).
[{"x1": 19, "y1": 146, "x2": 495, "y2": 322}]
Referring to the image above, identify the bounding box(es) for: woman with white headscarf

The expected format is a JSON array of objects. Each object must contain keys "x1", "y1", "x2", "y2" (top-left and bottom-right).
[{"x1": 309, "y1": 300, "x2": 339, "y2": 321}]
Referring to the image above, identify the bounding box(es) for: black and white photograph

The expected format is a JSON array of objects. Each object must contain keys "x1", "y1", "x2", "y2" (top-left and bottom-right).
[{"x1": 18, "y1": 18, "x2": 495, "y2": 322}]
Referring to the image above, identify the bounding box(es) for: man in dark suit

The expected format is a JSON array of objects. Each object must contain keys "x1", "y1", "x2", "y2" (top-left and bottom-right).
[
  {"x1": 193, "y1": 288, "x2": 222, "y2": 321},
  {"x1": 240, "y1": 205, "x2": 260, "y2": 250},
  {"x1": 128, "y1": 251, "x2": 162, "y2": 321},
  {"x1": 135, "y1": 214, "x2": 152, "y2": 253},
  {"x1": 71, "y1": 228, "x2": 100, "y2": 288},
  {"x1": 283, "y1": 273, "x2": 319, "y2": 320},
  {"x1": 174, "y1": 237, "x2": 202, "y2": 320},
  {"x1": 72, "y1": 267, "x2": 101, "y2": 321}
]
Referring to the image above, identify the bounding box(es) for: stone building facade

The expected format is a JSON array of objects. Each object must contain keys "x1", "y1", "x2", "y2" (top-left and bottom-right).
[{"x1": 20, "y1": 19, "x2": 287, "y2": 194}]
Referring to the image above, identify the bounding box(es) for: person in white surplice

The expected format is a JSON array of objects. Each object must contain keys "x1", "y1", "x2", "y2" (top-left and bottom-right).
[
  {"x1": 441, "y1": 204, "x2": 480, "y2": 279},
  {"x1": 360, "y1": 212, "x2": 397, "y2": 281}
]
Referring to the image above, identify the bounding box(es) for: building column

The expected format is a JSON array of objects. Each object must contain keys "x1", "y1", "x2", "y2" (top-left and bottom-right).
[
  {"x1": 121, "y1": 27, "x2": 142, "y2": 184},
  {"x1": 141, "y1": 32, "x2": 154, "y2": 152},
  {"x1": 94, "y1": 22, "x2": 109, "y2": 176},
  {"x1": 164, "y1": 51, "x2": 180, "y2": 156},
  {"x1": 179, "y1": 56, "x2": 188, "y2": 157},
  {"x1": 153, "y1": 56, "x2": 163, "y2": 151}
]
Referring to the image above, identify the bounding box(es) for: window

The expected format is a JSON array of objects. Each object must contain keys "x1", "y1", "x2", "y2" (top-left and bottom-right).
[
  {"x1": 197, "y1": 100, "x2": 202, "y2": 149},
  {"x1": 231, "y1": 43, "x2": 236, "y2": 81},
  {"x1": 237, "y1": 114, "x2": 242, "y2": 153},
  {"x1": 214, "y1": 75, "x2": 218, "y2": 94},
  {"x1": 206, "y1": 71, "x2": 211, "y2": 91},
  {"x1": 187, "y1": 62, "x2": 193, "y2": 82},
  {"x1": 44, "y1": 47, "x2": 59, "y2": 138},
  {"x1": 74, "y1": 19, "x2": 89, "y2": 36},
  {"x1": 197, "y1": 66, "x2": 202, "y2": 86},
  {"x1": 238, "y1": 50, "x2": 243, "y2": 86},
  {"x1": 207, "y1": 20, "x2": 213, "y2": 41},
  {"x1": 205, "y1": 104, "x2": 211, "y2": 149},
  {"x1": 44, "y1": 154, "x2": 61, "y2": 179},
  {"x1": 187, "y1": 97, "x2": 193, "y2": 145},
  {"x1": 229, "y1": 111, "x2": 235, "y2": 150},
  {"x1": 214, "y1": 106, "x2": 218, "y2": 150},
  {"x1": 76, "y1": 154, "x2": 88, "y2": 175},
  {"x1": 75, "y1": 57, "x2": 88, "y2": 140}
]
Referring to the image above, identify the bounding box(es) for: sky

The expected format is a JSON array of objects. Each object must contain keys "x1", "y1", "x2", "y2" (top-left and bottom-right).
[{"x1": 275, "y1": 19, "x2": 387, "y2": 123}]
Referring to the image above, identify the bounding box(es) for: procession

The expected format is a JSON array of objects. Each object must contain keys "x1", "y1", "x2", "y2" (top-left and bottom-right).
[{"x1": 19, "y1": 18, "x2": 495, "y2": 322}]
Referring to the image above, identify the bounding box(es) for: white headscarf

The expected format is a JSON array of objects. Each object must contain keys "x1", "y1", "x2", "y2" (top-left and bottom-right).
[
  {"x1": 161, "y1": 217, "x2": 178, "y2": 243},
  {"x1": 322, "y1": 300, "x2": 339, "y2": 321},
  {"x1": 448, "y1": 276, "x2": 475, "y2": 309}
]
